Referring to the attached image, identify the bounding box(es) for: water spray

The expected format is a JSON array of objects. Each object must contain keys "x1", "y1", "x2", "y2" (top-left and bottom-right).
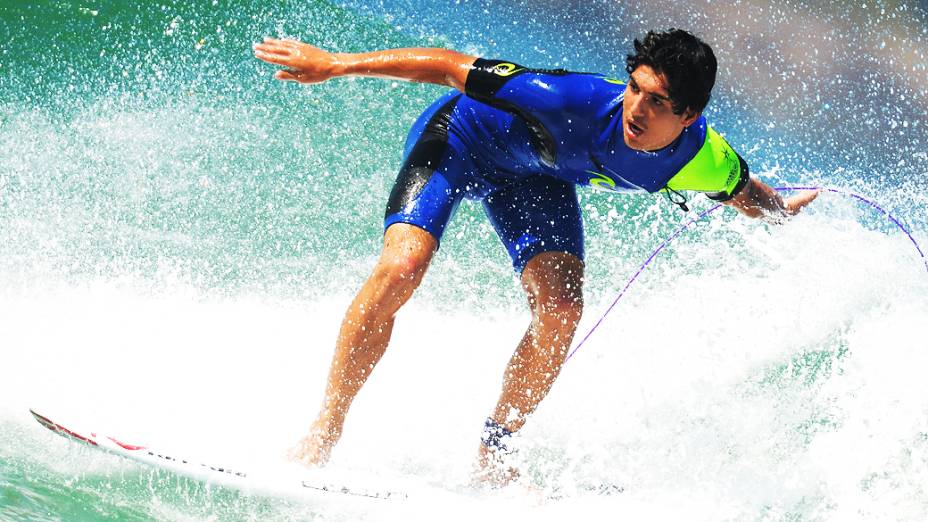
[{"x1": 566, "y1": 186, "x2": 927, "y2": 361}]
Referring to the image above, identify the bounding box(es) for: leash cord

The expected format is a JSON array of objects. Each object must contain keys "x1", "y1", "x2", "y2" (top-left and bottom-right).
[{"x1": 565, "y1": 186, "x2": 927, "y2": 362}]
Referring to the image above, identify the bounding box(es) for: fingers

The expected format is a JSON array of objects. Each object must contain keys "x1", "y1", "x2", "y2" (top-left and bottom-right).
[
  {"x1": 253, "y1": 50, "x2": 295, "y2": 67},
  {"x1": 253, "y1": 38, "x2": 317, "y2": 71},
  {"x1": 253, "y1": 41, "x2": 305, "y2": 70},
  {"x1": 797, "y1": 189, "x2": 820, "y2": 207},
  {"x1": 255, "y1": 37, "x2": 302, "y2": 51},
  {"x1": 253, "y1": 40, "x2": 295, "y2": 66},
  {"x1": 254, "y1": 38, "x2": 332, "y2": 84},
  {"x1": 252, "y1": 37, "x2": 304, "y2": 62},
  {"x1": 253, "y1": 43, "x2": 291, "y2": 57},
  {"x1": 274, "y1": 70, "x2": 322, "y2": 84},
  {"x1": 786, "y1": 189, "x2": 821, "y2": 215}
]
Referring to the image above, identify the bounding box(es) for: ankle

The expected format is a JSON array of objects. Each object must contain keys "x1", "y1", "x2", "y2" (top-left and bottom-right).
[{"x1": 480, "y1": 417, "x2": 514, "y2": 455}]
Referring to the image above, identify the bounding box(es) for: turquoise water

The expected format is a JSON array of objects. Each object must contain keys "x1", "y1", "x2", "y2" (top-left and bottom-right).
[{"x1": 1, "y1": 1, "x2": 927, "y2": 520}]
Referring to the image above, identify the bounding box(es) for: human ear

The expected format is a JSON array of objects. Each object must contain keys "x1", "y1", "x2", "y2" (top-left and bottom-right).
[{"x1": 680, "y1": 109, "x2": 700, "y2": 127}]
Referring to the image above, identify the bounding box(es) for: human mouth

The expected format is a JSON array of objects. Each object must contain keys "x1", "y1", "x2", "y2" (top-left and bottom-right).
[{"x1": 626, "y1": 118, "x2": 645, "y2": 138}]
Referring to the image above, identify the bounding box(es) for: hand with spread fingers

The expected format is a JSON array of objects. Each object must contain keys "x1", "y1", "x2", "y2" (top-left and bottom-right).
[
  {"x1": 784, "y1": 189, "x2": 820, "y2": 216},
  {"x1": 724, "y1": 178, "x2": 820, "y2": 222},
  {"x1": 253, "y1": 39, "x2": 476, "y2": 90},
  {"x1": 253, "y1": 38, "x2": 342, "y2": 84}
]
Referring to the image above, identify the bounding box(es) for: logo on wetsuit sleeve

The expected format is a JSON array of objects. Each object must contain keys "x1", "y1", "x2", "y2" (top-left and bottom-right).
[
  {"x1": 492, "y1": 63, "x2": 524, "y2": 77},
  {"x1": 721, "y1": 147, "x2": 739, "y2": 186},
  {"x1": 586, "y1": 170, "x2": 617, "y2": 190}
]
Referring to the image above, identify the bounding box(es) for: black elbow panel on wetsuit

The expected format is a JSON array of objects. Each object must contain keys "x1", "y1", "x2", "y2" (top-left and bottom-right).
[
  {"x1": 464, "y1": 58, "x2": 527, "y2": 101},
  {"x1": 463, "y1": 58, "x2": 570, "y2": 167},
  {"x1": 705, "y1": 153, "x2": 750, "y2": 201}
]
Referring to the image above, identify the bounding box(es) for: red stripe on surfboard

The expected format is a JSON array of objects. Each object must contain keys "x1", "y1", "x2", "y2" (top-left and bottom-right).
[
  {"x1": 107, "y1": 437, "x2": 146, "y2": 451},
  {"x1": 30, "y1": 410, "x2": 99, "y2": 447}
]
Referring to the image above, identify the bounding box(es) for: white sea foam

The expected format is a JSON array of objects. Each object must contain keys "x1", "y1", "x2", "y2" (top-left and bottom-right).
[{"x1": 2, "y1": 208, "x2": 925, "y2": 520}]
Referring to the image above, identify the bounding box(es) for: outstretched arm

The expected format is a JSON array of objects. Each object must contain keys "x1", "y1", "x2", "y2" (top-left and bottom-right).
[
  {"x1": 253, "y1": 38, "x2": 478, "y2": 91},
  {"x1": 724, "y1": 177, "x2": 819, "y2": 222}
]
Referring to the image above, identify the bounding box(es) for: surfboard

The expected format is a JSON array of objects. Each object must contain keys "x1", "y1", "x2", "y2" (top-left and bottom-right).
[{"x1": 29, "y1": 409, "x2": 409, "y2": 503}]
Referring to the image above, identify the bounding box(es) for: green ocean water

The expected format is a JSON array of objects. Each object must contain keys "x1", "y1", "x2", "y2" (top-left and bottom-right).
[
  {"x1": 0, "y1": 0, "x2": 773, "y2": 306},
  {"x1": 3, "y1": 0, "x2": 925, "y2": 301},
  {"x1": 1, "y1": 0, "x2": 453, "y2": 297},
  {"x1": 2, "y1": 1, "x2": 927, "y2": 520}
]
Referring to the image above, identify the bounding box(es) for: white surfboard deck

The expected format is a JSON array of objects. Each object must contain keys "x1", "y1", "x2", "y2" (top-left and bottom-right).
[{"x1": 30, "y1": 408, "x2": 415, "y2": 504}]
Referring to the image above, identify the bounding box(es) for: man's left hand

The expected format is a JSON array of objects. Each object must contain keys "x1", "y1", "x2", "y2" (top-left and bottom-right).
[{"x1": 783, "y1": 189, "x2": 820, "y2": 216}]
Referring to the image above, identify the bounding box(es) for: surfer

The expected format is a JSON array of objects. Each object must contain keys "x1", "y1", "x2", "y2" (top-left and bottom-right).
[{"x1": 253, "y1": 29, "x2": 819, "y2": 484}]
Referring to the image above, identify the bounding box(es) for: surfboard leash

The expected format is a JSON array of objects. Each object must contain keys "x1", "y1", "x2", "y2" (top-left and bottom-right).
[{"x1": 565, "y1": 186, "x2": 927, "y2": 362}]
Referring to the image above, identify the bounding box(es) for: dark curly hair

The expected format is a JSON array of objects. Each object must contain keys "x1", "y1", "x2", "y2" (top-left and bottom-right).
[{"x1": 626, "y1": 29, "x2": 717, "y2": 115}]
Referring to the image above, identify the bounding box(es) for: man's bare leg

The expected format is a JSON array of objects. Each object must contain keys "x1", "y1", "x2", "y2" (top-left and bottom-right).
[
  {"x1": 291, "y1": 223, "x2": 437, "y2": 466},
  {"x1": 477, "y1": 251, "x2": 584, "y2": 480}
]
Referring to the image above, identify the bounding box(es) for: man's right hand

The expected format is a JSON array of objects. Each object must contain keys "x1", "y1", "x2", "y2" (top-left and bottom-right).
[
  {"x1": 253, "y1": 38, "x2": 343, "y2": 84},
  {"x1": 254, "y1": 39, "x2": 477, "y2": 90}
]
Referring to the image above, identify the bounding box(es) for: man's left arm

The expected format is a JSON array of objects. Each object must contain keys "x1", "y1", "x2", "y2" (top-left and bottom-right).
[
  {"x1": 723, "y1": 177, "x2": 819, "y2": 222},
  {"x1": 667, "y1": 124, "x2": 820, "y2": 222}
]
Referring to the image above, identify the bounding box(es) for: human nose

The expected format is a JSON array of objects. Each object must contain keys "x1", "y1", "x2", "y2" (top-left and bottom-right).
[{"x1": 626, "y1": 91, "x2": 645, "y2": 116}]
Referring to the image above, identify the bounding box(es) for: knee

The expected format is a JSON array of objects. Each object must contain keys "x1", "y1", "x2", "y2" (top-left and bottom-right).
[
  {"x1": 537, "y1": 290, "x2": 584, "y2": 327},
  {"x1": 372, "y1": 224, "x2": 436, "y2": 289},
  {"x1": 522, "y1": 253, "x2": 584, "y2": 327},
  {"x1": 371, "y1": 249, "x2": 431, "y2": 291}
]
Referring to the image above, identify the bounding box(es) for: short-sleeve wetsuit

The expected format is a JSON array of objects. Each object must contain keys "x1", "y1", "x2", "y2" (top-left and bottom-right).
[{"x1": 384, "y1": 59, "x2": 750, "y2": 272}]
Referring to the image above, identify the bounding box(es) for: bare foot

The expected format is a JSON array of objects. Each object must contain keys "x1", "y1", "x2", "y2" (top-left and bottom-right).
[
  {"x1": 472, "y1": 444, "x2": 520, "y2": 488},
  {"x1": 288, "y1": 430, "x2": 333, "y2": 467}
]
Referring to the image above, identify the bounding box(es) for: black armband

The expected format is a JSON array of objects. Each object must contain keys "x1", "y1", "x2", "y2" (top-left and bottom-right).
[
  {"x1": 706, "y1": 153, "x2": 750, "y2": 202},
  {"x1": 464, "y1": 58, "x2": 529, "y2": 102},
  {"x1": 463, "y1": 59, "x2": 572, "y2": 168}
]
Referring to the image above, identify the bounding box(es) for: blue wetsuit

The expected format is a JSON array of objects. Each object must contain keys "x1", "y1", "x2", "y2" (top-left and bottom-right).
[{"x1": 384, "y1": 59, "x2": 750, "y2": 271}]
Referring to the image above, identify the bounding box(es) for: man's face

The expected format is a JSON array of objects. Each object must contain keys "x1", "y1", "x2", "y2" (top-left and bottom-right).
[{"x1": 622, "y1": 64, "x2": 700, "y2": 151}]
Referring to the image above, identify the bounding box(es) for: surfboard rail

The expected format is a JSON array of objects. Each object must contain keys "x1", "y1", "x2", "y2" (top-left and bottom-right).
[{"x1": 29, "y1": 409, "x2": 407, "y2": 502}]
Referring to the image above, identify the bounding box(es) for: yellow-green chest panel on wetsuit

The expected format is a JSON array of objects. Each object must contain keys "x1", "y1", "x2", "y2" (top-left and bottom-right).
[{"x1": 664, "y1": 126, "x2": 746, "y2": 197}]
